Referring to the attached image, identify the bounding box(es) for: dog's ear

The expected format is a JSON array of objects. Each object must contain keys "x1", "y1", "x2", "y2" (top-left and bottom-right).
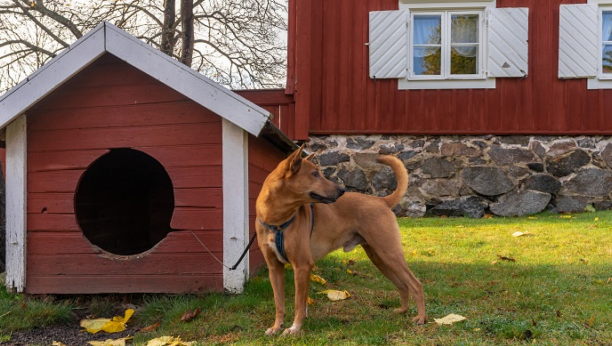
[
  {"x1": 305, "y1": 153, "x2": 315, "y2": 161},
  {"x1": 286, "y1": 145, "x2": 304, "y2": 175}
]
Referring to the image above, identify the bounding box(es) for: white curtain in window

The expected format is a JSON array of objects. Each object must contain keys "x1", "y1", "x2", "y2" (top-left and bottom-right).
[{"x1": 451, "y1": 15, "x2": 478, "y2": 57}]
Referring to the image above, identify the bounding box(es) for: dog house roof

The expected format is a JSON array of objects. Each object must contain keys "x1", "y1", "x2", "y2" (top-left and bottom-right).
[{"x1": 0, "y1": 21, "x2": 273, "y2": 137}]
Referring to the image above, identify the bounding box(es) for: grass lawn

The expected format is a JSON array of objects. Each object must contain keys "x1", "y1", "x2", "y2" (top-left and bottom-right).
[{"x1": 1, "y1": 211, "x2": 611, "y2": 345}]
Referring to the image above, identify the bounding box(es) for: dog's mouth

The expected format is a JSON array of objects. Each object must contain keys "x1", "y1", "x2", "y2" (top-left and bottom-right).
[
  {"x1": 309, "y1": 189, "x2": 345, "y2": 204},
  {"x1": 309, "y1": 192, "x2": 339, "y2": 204}
]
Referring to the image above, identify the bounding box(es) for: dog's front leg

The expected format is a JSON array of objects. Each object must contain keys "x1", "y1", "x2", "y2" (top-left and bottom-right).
[
  {"x1": 283, "y1": 261, "x2": 313, "y2": 335},
  {"x1": 266, "y1": 260, "x2": 286, "y2": 335}
]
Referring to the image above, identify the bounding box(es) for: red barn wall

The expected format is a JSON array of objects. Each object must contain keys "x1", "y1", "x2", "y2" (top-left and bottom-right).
[
  {"x1": 26, "y1": 54, "x2": 225, "y2": 293},
  {"x1": 289, "y1": 0, "x2": 612, "y2": 138},
  {"x1": 247, "y1": 136, "x2": 287, "y2": 274}
]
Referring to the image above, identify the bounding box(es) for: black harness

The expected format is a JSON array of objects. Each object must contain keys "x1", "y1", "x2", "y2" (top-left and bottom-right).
[{"x1": 258, "y1": 204, "x2": 315, "y2": 262}]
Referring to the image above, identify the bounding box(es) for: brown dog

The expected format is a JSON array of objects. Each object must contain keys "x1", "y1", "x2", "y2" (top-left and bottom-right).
[{"x1": 255, "y1": 146, "x2": 426, "y2": 335}]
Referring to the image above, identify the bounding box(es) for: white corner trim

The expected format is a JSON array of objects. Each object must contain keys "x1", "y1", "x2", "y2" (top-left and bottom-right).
[
  {"x1": 5, "y1": 114, "x2": 27, "y2": 292},
  {"x1": 222, "y1": 119, "x2": 250, "y2": 293},
  {"x1": 0, "y1": 25, "x2": 106, "y2": 130},
  {"x1": 104, "y1": 23, "x2": 271, "y2": 137}
]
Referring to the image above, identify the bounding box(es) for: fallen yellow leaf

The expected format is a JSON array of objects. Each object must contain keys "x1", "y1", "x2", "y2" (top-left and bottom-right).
[
  {"x1": 318, "y1": 290, "x2": 350, "y2": 301},
  {"x1": 307, "y1": 297, "x2": 314, "y2": 305},
  {"x1": 310, "y1": 273, "x2": 327, "y2": 285},
  {"x1": 88, "y1": 336, "x2": 133, "y2": 346},
  {"x1": 146, "y1": 336, "x2": 194, "y2": 346},
  {"x1": 52, "y1": 342, "x2": 69, "y2": 346},
  {"x1": 434, "y1": 313, "x2": 467, "y2": 325},
  {"x1": 595, "y1": 217, "x2": 600, "y2": 221},
  {"x1": 513, "y1": 231, "x2": 533, "y2": 237},
  {"x1": 560, "y1": 215, "x2": 572, "y2": 219},
  {"x1": 80, "y1": 309, "x2": 134, "y2": 334}
]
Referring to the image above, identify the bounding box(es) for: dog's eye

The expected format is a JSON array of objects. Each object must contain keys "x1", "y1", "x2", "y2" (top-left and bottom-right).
[{"x1": 312, "y1": 171, "x2": 320, "y2": 178}]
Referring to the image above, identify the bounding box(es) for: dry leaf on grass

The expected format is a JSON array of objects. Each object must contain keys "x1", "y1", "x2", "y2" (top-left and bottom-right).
[
  {"x1": 310, "y1": 273, "x2": 327, "y2": 285},
  {"x1": 346, "y1": 268, "x2": 368, "y2": 278},
  {"x1": 180, "y1": 307, "x2": 201, "y2": 322},
  {"x1": 88, "y1": 337, "x2": 133, "y2": 346},
  {"x1": 139, "y1": 321, "x2": 162, "y2": 333},
  {"x1": 52, "y1": 342, "x2": 69, "y2": 346},
  {"x1": 317, "y1": 290, "x2": 351, "y2": 301},
  {"x1": 497, "y1": 255, "x2": 516, "y2": 262},
  {"x1": 80, "y1": 309, "x2": 134, "y2": 334},
  {"x1": 307, "y1": 297, "x2": 315, "y2": 305},
  {"x1": 434, "y1": 313, "x2": 467, "y2": 325},
  {"x1": 146, "y1": 336, "x2": 194, "y2": 346},
  {"x1": 512, "y1": 231, "x2": 533, "y2": 237}
]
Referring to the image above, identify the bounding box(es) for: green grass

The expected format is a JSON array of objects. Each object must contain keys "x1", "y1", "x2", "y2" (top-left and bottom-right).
[
  {"x1": 2, "y1": 211, "x2": 612, "y2": 345},
  {"x1": 0, "y1": 284, "x2": 74, "y2": 332}
]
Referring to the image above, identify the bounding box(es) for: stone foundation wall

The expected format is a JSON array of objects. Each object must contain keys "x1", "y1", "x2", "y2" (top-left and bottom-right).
[{"x1": 306, "y1": 135, "x2": 612, "y2": 218}]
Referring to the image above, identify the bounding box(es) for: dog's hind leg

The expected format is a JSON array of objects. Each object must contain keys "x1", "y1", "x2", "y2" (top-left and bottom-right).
[
  {"x1": 362, "y1": 240, "x2": 427, "y2": 325},
  {"x1": 362, "y1": 243, "x2": 411, "y2": 313}
]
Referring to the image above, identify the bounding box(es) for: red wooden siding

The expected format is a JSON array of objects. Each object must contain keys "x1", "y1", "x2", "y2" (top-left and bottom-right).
[
  {"x1": 247, "y1": 135, "x2": 287, "y2": 274},
  {"x1": 288, "y1": 0, "x2": 612, "y2": 137},
  {"x1": 235, "y1": 90, "x2": 296, "y2": 140},
  {"x1": 25, "y1": 54, "x2": 225, "y2": 293}
]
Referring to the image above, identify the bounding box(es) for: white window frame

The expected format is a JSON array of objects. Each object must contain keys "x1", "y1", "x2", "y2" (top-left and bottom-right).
[
  {"x1": 409, "y1": 10, "x2": 485, "y2": 80},
  {"x1": 588, "y1": 0, "x2": 612, "y2": 89},
  {"x1": 399, "y1": 0, "x2": 496, "y2": 90},
  {"x1": 599, "y1": 6, "x2": 612, "y2": 80}
]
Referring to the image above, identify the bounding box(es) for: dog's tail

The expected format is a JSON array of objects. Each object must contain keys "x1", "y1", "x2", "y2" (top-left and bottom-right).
[{"x1": 377, "y1": 155, "x2": 408, "y2": 208}]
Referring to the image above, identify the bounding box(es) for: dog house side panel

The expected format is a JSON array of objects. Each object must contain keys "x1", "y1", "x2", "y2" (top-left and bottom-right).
[
  {"x1": 247, "y1": 136, "x2": 288, "y2": 274},
  {"x1": 24, "y1": 54, "x2": 227, "y2": 293}
]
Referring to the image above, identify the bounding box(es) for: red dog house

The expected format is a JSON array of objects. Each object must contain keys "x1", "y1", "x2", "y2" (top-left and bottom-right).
[{"x1": 0, "y1": 22, "x2": 294, "y2": 294}]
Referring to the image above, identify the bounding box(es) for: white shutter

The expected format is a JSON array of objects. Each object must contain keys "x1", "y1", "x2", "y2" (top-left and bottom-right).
[
  {"x1": 558, "y1": 4, "x2": 598, "y2": 79},
  {"x1": 487, "y1": 8, "x2": 529, "y2": 78},
  {"x1": 369, "y1": 10, "x2": 408, "y2": 79}
]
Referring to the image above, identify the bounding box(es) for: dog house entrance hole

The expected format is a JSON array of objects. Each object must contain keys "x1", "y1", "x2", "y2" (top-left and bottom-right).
[{"x1": 75, "y1": 148, "x2": 175, "y2": 255}]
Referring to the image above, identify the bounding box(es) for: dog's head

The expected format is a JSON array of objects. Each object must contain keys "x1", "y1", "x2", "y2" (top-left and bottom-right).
[{"x1": 277, "y1": 145, "x2": 345, "y2": 204}]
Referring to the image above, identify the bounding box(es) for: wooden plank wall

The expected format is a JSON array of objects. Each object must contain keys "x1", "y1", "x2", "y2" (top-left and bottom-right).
[
  {"x1": 289, "y1": 0, "x2": 612, "y2": 136},
  {"x1": 247, "y1": 136, "x2": 287, "y2": 274},
  {"x1": 25, "y1": 54, "x2": 225, "y2": 293},
  {"x1": 235, "y1": 90, "x2": 296, "y2": 140}
]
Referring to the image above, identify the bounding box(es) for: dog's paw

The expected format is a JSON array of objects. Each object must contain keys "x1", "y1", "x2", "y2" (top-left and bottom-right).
[
  {"x1": 265, "y1": 327, "x2": 283, "y2": 336},
  {"x1": 412, "y1": 315, "x2": 427, "y2": 325},
  {"x1": 281, "y1": 326, "x2": 302, "y2": 335}
]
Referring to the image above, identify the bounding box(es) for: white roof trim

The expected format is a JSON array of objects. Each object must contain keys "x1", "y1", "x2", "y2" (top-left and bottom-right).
[{"x1": 0, "y1": 22, "x2": 271, "y2": 136}]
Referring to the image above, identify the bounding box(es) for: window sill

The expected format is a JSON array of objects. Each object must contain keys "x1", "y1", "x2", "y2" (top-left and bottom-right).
[
  {"x1": 587, "y1": 78, "x2": 612, "y2": 89},
  {"x1": 398, "y1": 77, "x2": 496, "y2": 90}
]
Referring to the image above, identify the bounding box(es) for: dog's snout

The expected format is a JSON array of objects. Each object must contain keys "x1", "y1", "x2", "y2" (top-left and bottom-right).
[{"x1": 337, "y1": 187, "x2": 345, "y2": 197}]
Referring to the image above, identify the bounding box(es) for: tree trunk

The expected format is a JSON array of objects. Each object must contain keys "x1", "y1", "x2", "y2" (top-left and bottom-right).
[
  {"x1": 161, "y1": 0, "x2": 176, "y2": 56},
  {"x1": 180, "y1": 0, "x2": 194, "y2": 66}
]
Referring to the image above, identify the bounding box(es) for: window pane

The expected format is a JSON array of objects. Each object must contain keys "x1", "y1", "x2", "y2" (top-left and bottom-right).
[
  {"x1": 414, "y1": 15, "x2": 441, "y2": 45},
  {"x1": 603, "y1": 11, "x2": 612, "y2": 41},
  {"x1": 414, "y1": 47, "x2": 441, "y2": 75},
  {"x1": 451, "y1": 45, "x2": 478, "y2": 75},
  {"x1": 604, "y1": 44, "x2": 612, "y2": 74},
  {"x1": 451, "y1": 14, "x2": 479, "y2": 44}
]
